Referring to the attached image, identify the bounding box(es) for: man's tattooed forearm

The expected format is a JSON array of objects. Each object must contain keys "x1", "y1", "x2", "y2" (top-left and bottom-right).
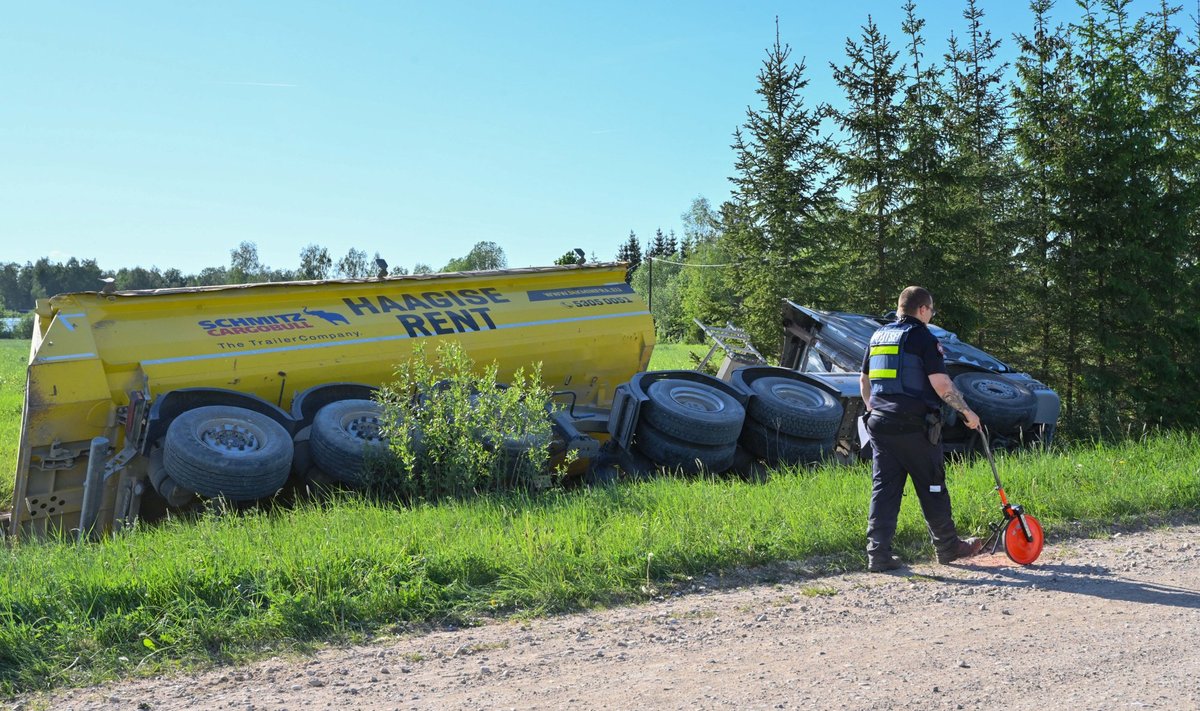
[{"x1": 940, "y1": 387, "x2": 970, "y2": 413}]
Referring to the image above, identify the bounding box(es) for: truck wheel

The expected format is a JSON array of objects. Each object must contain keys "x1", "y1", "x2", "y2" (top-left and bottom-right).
[
  {"x1": 746, "y1": 377, "x2": 843, "y2": 440},
  {"x1": 634, "y1": 422, "x2": 737, "y2": 474},
  {"x1": 740, "y1": 419, "x2": 834, "y2": 465},
  {"x1": 641, "y1": 379, "x2": 745, "y2": 446},
  {"x1": 149, "y1": 446, "x2": 196, "y2": 507},
  {"x1": 162, "y1": 406, "x2": 293, "y2": 501},
  {"x1": 954, "y1": 372, "x2": 1037, "y2": 433},
  {"x1": 310, "y1": 399, "x2": 389, "y2": 487}
]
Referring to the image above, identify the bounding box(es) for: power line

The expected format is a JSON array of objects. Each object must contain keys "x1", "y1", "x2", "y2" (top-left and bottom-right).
[{"x1": 644, "y1": 255, "x2": 735, "y2": 268}]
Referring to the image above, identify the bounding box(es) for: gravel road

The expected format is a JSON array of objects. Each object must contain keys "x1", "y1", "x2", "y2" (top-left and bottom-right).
[{"x1": 32, "y1": 523, "x2": 1200, "y2": 710}]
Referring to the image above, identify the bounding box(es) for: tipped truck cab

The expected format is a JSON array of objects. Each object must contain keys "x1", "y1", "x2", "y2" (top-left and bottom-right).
[{"x1": 777, "y1": 301, "x2": 1060, "y2": 458}]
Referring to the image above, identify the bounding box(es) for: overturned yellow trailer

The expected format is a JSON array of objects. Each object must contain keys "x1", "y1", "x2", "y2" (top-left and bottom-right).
[
  {"x1": 6, "y1": 263, "x2": 660, "y2": 538},
  {"x1": 6, "y1": 261, "x2": 852, "y2": 541}
]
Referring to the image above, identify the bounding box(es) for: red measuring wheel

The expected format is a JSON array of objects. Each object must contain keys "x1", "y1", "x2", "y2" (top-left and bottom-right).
[{"x1": 1002, "y1": 513, "x2": 1044, "y2": 565}]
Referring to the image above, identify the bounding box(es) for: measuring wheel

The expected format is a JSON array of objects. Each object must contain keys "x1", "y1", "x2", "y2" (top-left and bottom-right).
[
  {"x1": 979, "y1": 430, "x2": 1045, "y2": 565},
  {"x1": 1002, "y1": 513, "x2": 1044, "y2": 565}
]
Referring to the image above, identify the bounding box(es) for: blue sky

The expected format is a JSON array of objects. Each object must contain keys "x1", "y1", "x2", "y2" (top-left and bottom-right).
[{"x1": 0, "y1": 1, "x2": 1166, "y2": 275}]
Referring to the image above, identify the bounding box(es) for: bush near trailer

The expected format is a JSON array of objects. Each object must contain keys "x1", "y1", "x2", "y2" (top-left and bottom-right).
[{"x1": 369, "y1": 342, "x2": 569, "y2": 501}]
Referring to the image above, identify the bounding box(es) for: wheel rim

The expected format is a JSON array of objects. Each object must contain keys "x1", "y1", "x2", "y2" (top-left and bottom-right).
[
  {"x1": 340, "y1": 411, "x2": 385, "y2": 443},
  {"x1": 1003, "y1": 514, "x2": 1044, "y2": 565},
  {"x1": 969, "y1": 378, "x2": 1021, "y2": 402},
  {"x1": 195, "y1": 418, "x2": 269, "y2": 458},
  {"x1": 667, "y1": 385, "x2": 726, "y2": 413},
  {"x1": 767, "y1": 381, "x2": 824, "y2": 408}
]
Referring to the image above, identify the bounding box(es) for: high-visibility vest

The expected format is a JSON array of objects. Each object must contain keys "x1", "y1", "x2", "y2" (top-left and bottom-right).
[{"x1": 868, "y1": 321, "x2": 933, "y2": 403}]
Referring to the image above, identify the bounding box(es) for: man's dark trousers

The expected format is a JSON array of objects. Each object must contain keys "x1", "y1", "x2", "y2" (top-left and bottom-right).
[{"x1": 865, "y1": 414, "x2": 959, "y2": 560}]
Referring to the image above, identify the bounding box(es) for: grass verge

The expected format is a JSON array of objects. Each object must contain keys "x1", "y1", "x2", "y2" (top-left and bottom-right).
[
  {"x1": 1, "y1": 432, "x2": 1198, "y2": 695},
  {"x1": 0, "y1": 340, "x2": 28, "y2": 511},
  {"x1": 647, "y1": 342, "x2": 709, "y2": 371}
]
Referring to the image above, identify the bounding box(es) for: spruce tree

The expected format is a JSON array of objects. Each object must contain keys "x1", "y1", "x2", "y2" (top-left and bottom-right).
[
  {"x1": 727, "y1": 19, "x2": 838, "y2": 354},
  {"x1": 1060, "y1": 0, "x2": 1159, "y2": 432},
  {"x1": 939, "y1": 0, "x2": 1012, "y2": 346},
  {"x1": 1012, "y1": 0, "x2": 1073, "y2": 381},
  {"x1": 616, "y1": 230, "x2": 643, "y2": 283},
  {"x1": 830, "y1": 15, "x2": 904, "y2": 311},
  {"x1": 896, "y1": 2, "x2": 950, "y2": 309},
  {"x1": 1139, "y1": 0, "x2": 1199, "y2": 425}
]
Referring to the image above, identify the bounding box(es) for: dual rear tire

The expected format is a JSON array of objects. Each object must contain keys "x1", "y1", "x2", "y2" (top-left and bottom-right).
[
  {"x1": 634, "y1": 379, "x2": 743, "y2": 473},
  {"x1": 739, "y1": 377, "x2": 841, "y2": 466}
]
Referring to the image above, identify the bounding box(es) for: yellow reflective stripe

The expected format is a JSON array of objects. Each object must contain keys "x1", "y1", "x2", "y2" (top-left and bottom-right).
[
  {"x1": 870, "y1": 345, "x2": 899, "y2": 356},
  {"x1": 869, "y1": 369, "x2": 897, "y2": 379}
]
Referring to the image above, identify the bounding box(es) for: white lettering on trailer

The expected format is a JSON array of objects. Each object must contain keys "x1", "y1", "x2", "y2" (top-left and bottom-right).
[{"x1": 139, "y1": 311, "x2": 651, "y2": 366}]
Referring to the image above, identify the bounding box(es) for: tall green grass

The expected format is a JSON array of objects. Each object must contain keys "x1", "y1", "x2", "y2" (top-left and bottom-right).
[
  {"x1": 2, "y1": 338, "x2": 1198, "y2": 693},
  {"x1": 0, "y1": 340, "x2": 28, "y2": 511},
  {"x1": 1, "y1": 433, "x2": 1197, "y2": 694},
  {"x1": 647, "y1": 342, "x2": 709, "y2": 371}
]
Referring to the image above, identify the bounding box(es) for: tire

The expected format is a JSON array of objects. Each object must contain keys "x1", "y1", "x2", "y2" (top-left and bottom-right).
[
  {"x1": 746, "y1": 376, "x2": 843, "y2": 440},
  {"x1": 162, "y1": 406, "x2": 293, "y2": 501},
  {"x1": 310, "y1": 399, "x2": 389, "y2": 487},
  {"x1": 954, "y1": 372, "x2": 1037, "y2": 433},
  {"x1": 740, "y1": 419, "x2": 834, "y2": 465},
  {"x1": 149, "y1": 446, "x2": 195, "y2": 507},
  {"x1": 634, "y1": 422, "x2": 737, "y2": 474},
  {"x1": 640, "y1": 379, "x2": 745, "y2": 446}
]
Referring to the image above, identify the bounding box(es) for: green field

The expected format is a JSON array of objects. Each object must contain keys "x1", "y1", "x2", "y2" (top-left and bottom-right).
[
  {"x1": 647, "y1": 342, "x2": 709, "y2": 371},
  {"x1": 1, "y1": 338, "x2": 1198, "y2": 695},
  {"x1": 0, "y1": 340, "x2": 27, "y2": 511}
]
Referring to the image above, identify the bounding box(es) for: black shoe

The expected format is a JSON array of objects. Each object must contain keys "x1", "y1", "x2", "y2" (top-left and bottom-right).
[
  {"x1": 867, "y1": 554, "x2": 904, "y2": 572},
  {"x1": 936, "y1": 537, "x2": 983, "y2": 564}
]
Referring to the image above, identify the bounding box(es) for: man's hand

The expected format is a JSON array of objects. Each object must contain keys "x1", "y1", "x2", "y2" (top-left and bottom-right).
[{"x1": 960, "y1": 408, "x2": 981, "y2": 430}]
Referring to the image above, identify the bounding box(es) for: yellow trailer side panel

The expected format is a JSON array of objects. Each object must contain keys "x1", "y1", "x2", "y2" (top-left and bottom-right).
[{"x1": 8, "y1": 264, "x2": 654, "y2": 538}]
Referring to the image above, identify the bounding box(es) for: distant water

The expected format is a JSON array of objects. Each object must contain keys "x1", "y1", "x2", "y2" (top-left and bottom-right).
[{"x1": 1, "y1": 317, "x2": 21, "y2": 330}]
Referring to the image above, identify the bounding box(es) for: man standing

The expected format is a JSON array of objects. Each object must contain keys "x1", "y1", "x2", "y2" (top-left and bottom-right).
[{"x1": 859, "y1": 286, "x2": 983, "y2": 572}]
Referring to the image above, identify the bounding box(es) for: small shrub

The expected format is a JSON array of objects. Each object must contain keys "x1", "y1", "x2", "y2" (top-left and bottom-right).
[
  {"x1": 370, "y1": 342, "x2": 567, "y2": 501},
  {"x1": 15, "y1": 312, "x2": 34, "y2": 340}
]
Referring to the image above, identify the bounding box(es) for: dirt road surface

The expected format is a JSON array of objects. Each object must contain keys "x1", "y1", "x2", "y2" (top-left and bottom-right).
[{"x1": 32, "y1": 523, "x2": 1200, "y2": 710}]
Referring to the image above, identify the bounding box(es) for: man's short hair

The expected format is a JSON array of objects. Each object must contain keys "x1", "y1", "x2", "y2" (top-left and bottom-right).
[{"x1": 898, "y1": 286, "x2": 932, "y2": 314}]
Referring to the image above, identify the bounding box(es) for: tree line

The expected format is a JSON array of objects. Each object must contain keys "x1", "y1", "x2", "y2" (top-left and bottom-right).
[
  {"x1": 0, "y1": 240, "x2": 514, "y2": 315},
  {"x1": 4, "y1": 1, "x2": 1195, "y2": 437},
  {"x1": 624, "y1": 0, "x2": 1200, "y2": 437}
]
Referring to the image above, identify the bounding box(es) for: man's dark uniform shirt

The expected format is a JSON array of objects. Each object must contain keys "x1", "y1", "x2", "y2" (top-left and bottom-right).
[
  {"x1": 861, "y1": 313, "x2": 964, "y2": 566},
  {"x1": 860, "y1": 315, "x2": 947, "y2": 416}
]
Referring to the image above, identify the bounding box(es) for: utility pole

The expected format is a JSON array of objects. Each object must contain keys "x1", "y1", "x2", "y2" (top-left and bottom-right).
[{"x1": 647, "y1": 256, "x2": 653, "y2": 313}]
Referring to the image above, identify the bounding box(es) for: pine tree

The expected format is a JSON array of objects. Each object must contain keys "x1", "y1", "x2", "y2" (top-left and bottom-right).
[
  {"x1": 939, "y1": 0, "x2": 1013, "y2": 346},
  {"x1": 727, "y1": 19, "x2": 838, "y2": 354},
  {"x1": 648, "y1": 228, "x2": 669, "y2": 258},
  {"x1": 616, "y1": 230, "x2": 642, "y2": 283},
  {"x1": 1059, "y1": 0, "x2": 1160, "y2": 432},
  {"x1": 896, "y1": 1, "x2": 950, "y2": 309},
  {"x1": 830, "y1": 14, "x2": 905, "y2": 311},
  {"x1": 1139, "y1": 0, "x2": 1200, "y2": 425},
  {"x1": 1012, "y1": 0, "x2": 1073, "y2": 382}
]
